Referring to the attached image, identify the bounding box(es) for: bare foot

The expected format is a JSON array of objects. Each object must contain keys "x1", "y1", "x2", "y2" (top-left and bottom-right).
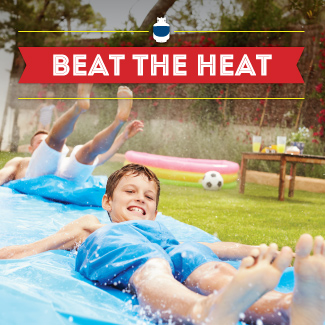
[
  {"x1": 117, "y1": 86, "x2": 133, "y2": 121},
  {"x1": 77, "y1": 84, "x2": 93, "y2": 111},
  {"x1": 291, "y1": 234, "x2": 325, "y2": 325},
  {"x1": 192, "y1": 244, "x2": 293, "y2": 325}
]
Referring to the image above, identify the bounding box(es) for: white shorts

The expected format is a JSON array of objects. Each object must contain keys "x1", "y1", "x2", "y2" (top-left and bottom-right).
[
  {"x1": 57, "y1": 145, "x2": 99, "y2": 184},
  {"x1": 26, "y1": 141, "x2": 98, "y2": 185}
]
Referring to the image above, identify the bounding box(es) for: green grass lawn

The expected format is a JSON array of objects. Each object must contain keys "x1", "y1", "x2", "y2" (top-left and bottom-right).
[
  {"x1": 159, "y1": 182, "x2": 325, "y2": 249},
  {"x1": 2, "y1": 152, "x2": 324, "y2": 250},
  {"x1": 0, "y1": 152, "x2": 29, "y2": 166}
]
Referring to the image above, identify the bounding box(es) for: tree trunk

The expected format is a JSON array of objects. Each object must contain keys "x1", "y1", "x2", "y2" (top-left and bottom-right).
[
  {"x1": 67, "y1": 17, "x2": 71, "y2": 32},
  {"x1": 37, "y1": 0, "x2": 51, "y2": 22},
  {"x1": 7, "y1": 50, "x2": 25, "y2": 152},
  {"x1": 10, "y1": 107, "x2": 20, "y2": 152},
  {"x1": 0, "y1": 53, "x2": 15, "y2": 151},
  {"x1": 139, "y1": 0, "x2": 178, "y2": 31}
]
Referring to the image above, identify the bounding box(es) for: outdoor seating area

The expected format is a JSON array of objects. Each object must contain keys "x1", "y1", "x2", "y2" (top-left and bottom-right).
[{"x1": 240, "y1": 152, "x2": 325, "y2": 200}]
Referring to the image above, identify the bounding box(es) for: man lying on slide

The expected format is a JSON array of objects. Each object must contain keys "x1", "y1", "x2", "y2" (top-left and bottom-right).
[
  {"x1": 1, "y1": 164, "x2": 325, "y2": 325},
  {"x1": 0, "y1": 84, "x2": 142, "y2": 186}
]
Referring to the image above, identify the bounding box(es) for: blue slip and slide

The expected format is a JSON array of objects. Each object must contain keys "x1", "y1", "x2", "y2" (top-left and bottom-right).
[{"x1": 1, "y1": 176, "x2": 295, "y2": 324}]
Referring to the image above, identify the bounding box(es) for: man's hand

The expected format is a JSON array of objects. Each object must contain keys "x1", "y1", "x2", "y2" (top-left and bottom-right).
[
  {"x1": 124, "y1": 120, "x2": 144, "y2": 140},
  {"x1": 96, "y1": 120, "x2": 144, "y2": 166}
]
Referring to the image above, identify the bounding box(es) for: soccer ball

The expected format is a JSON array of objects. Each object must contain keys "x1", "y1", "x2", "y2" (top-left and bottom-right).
[{"x1": 202, "y1": 171, "x2": 224, "y2": 191}]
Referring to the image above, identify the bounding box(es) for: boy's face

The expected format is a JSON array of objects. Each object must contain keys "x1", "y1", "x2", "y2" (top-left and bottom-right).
[{"x1": 102, "y1": 173, "x2": 158, "y2": 223}]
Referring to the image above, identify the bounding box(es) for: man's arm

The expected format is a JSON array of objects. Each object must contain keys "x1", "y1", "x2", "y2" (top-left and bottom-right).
[
  {"x1": 0, "y1": 158, "x2": 21, "y2": 186},
  {"x1": 200, "y1": 241, "x2": 259, "y2": 260},
  {"x1": 97, "y1": 120, "x2": 144, "y2": 166}
]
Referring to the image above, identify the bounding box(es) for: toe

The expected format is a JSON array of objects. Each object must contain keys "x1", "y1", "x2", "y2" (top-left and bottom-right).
[
  {"x1": 272, "y1": 246, "x2": 293, "y2": 272},
  {"x1": 314, "y1": 236, "x2": 324, "y2": 255},
  {"x1": 250, "y1": 248, "x2": 260, "y2": 258},
  {"x1": 265, "y1": 243, "x2": 278, "y2": 263},
  {"x1": 239, "y1": 256, "x2": 255, "y2": 269},
  {"x1": 258, "y1": 244, "x2": 268, "y2": 261},
  {"x1": 295, "y1": 234, "x2": 313, "y2": 258}
]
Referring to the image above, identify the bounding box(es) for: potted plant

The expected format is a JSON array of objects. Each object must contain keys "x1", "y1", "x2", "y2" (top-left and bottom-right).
[{"x1": 289, "y1": 126, "x2": 310, "y2": 154}]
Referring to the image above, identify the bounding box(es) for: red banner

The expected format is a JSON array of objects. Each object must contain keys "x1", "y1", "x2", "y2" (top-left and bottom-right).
[{"x1": 19, "y1": 47, "x2": 304, "y2": 84}]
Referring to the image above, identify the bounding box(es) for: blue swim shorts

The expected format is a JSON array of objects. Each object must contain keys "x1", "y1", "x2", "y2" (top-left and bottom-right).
[{"x1": 75, "y1": 220, "x2": 221, "y2": 289}]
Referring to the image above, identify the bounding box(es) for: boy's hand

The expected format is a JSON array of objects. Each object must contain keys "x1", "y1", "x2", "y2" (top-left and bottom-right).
[{"x1": 124, "y1": 120, "x2": 144, "y2": 139}]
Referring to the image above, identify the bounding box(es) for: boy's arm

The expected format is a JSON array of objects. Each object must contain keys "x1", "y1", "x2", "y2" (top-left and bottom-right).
[
  {"x1": 97, "y1": 120, "x2": 144, "y2": 166},
  {"x1": 200, "y1": 241, "x2": 296, "y2": 261},
  {"x1": 0, "y1": 215, "x2": 105, "y2": 259},
  {"x1": 0, "y1": 158, "x2": 21, "y2": 186},
  {"x1": 199, "y1": 241, "x2": 260, "y2": 260}
]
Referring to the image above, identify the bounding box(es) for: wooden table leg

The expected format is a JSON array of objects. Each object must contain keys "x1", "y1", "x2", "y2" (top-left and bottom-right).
[
  {"x1": 289, "y1": 163, "x2": 297, "y2": 197},
  {"x1": 278, "y1": 156, "x2": 287, "y2": 201},
  {"x1": 239, "y1": 157, "x2": 247, "y2": 194}
]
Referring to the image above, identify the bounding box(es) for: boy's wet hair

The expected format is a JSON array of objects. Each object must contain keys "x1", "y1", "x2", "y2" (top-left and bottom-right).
[
  {"x1": 30, "y1": 130, "x2": 49, "y2": 146},
  {"x1": 106, "y1": 163, "x2": 160, "y2": 208}
]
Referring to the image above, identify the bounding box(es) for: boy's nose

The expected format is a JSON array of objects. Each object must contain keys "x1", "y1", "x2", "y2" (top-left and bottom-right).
[{"x1": 135, "y1": 194, "x2": 145, "y2": 204}]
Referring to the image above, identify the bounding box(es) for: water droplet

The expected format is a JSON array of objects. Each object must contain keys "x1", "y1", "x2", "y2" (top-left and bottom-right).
[{"x1": 239, "y1": 312, "x2": 245, "y2": 320}]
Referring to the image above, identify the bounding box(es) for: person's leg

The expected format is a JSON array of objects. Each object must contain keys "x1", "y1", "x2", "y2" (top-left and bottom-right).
[
  {"x1": 75, "y1": 86, "x2": 133, "y2": 165},
  {"x1": 45, "y1": 84, "x2": 93, "y2": 152},
  {"x1": 25, "y1": 84, "x2": 94, "y2": 179},
  {"x1": 184, "y1": 244, "x2": 293, "y2": 324},
  {"x1": 38, "y1": 122, "x2": 50, "y2": 131},
  {"x1": 130, "y1": 245, "x2": 292, "y2": 324},
  {"x1": 0, "y1": 215, "x2": 103, "y2": 260},
  {"x1": 290, "y1": 234, "x2": 325, "y2": 325}
]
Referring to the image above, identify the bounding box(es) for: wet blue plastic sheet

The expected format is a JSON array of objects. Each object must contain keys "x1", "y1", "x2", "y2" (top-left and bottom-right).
[
  {"x1": 5, "y1": 175, "x2": 107, "y2": 207},
  {"x1": 0, "y1": 177, "x2": 296, "y2": 324}
]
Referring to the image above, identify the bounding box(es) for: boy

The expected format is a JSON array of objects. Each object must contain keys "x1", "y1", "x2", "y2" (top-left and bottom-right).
[
  {"x1": 0, "y1": 84, "x2": 143, "y2": 185},
  {"x1": 1, "y1": 164, "x2": 325, "y2": 324}
]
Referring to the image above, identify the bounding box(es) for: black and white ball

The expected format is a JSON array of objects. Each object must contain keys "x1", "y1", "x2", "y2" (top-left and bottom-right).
[{"x1": 202, "y1": 171, "x2": 224, "y2": 191}]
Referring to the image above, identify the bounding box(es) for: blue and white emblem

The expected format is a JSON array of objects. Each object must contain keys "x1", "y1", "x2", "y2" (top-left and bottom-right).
[{"x1": 153, "y1": 17, "x2": 170, "y2": 43}]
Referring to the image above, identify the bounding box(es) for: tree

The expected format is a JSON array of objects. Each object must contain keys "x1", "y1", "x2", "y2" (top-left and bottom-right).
[
  {"x1": 139, "y1": 0, "x2": 178, "y2": 31},
  {"x1": 0, "y1": 0, "x2": 105, "y2": 151},
  {"x1": 289, "y1": 0, "x2": 325, "y2": 24}
]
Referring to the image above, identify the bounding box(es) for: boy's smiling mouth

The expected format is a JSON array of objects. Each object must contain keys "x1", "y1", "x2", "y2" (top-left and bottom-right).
[{"x1": 128, "y1": 206, "x2": 146, "y2": 215}]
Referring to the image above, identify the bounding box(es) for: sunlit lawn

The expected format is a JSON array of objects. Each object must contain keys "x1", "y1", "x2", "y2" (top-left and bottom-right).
[
  {"x1": 2, "y1": 153, "x2": 325, "y2": 250},
  {"x1": 159, "y1": 182, "x2": 325, "y2": 249}
]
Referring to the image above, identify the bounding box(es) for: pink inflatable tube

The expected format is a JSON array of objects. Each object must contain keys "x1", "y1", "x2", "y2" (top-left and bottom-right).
[{"x1": 125, "y1": 151, "x2": 239, "y2": 174}]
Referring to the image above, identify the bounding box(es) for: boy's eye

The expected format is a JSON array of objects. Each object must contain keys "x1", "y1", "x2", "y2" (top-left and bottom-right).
[
  {"x1": 146, "y1": 196, "x2": 153, "y2": 200},
  {"x1": 126, "y1": 190, "x2": 133, "y2": 193}
]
